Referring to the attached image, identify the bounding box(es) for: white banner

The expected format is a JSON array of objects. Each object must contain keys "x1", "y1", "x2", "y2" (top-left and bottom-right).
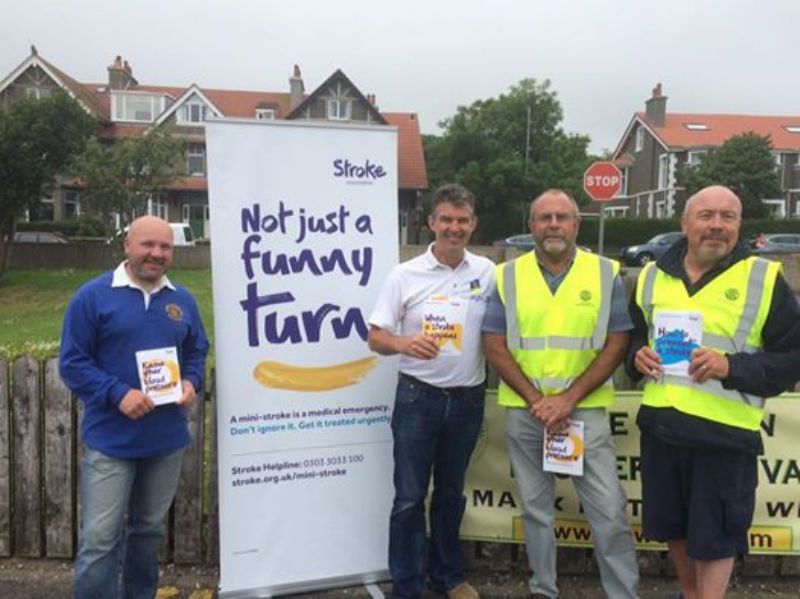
[{"x1": 206, "y1": 119, "x2": 398, "y2": 597}]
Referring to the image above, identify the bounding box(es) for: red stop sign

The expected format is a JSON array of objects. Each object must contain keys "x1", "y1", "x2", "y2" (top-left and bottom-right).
[{"x1": 583, "y1": 161, "x2": 622, "y2": 202}]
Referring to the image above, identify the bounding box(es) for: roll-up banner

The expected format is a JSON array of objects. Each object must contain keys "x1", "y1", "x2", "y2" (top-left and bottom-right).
[
  {"x1": 463, "y1": 391, "x2": 800, "y2": 555},
  {"x1": 206, "y1": 119, "x2": 398, "y2": 597}
]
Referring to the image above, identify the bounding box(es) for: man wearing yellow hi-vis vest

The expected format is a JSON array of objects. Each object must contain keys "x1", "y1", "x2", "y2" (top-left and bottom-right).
[
  {"x1": 627, "y1": 186, "x2": 800, "y2": 599},
  {"x1": 483, "y1": 189, "x2": 639, "y2": 599}
]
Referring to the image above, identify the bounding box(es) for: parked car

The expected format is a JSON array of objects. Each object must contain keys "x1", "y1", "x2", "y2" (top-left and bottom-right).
[
  {"x1": 13, "y1": 231, "x2": 68, "y2": 243},
  {"x1": 751, "y1": 233, "x2": 800, "y2": 254},
  {"x1": 619, "y1": 232, "x2": 683, "y2": 266},
  {"x1": 498, "y1": 233, "x2": 536, "y2": 251}
]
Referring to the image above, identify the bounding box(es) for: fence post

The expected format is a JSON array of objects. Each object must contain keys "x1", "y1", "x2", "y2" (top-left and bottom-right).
[
  {"x1": 43, "y1": 358, "x2": 76, "y2": 557},
  {"x1": 173, "y1": 388, "x2": 205, "y2": 563},
  {"x1": 0, "y1": 359, "x2": 10, "y2": 556},
  {"x1": 12, "y1": 355, "x2": 42, "y2": 557}
]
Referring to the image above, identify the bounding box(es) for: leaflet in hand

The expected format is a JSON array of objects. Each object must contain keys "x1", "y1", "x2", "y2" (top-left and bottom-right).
[
  {"x1": 543, "y1": 420, "x2": 584, "y2": 476},
  {"x1": 653, "y1": 311, "x2": 703, "y2": 377},
  {"x1": 136, "y1": 346, "x2": 182, "y2": 405},
  {"x1": 422, "y1": 295, "x2": 467, "y2": 356}
]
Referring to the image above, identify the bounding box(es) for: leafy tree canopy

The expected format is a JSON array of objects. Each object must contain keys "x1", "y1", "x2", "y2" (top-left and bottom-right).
[
  {"x1": 0, "y1": 93, "x2": 95, "y2": 280},
  {"x1": 680, "y1": 132, "x2": 782, "y2": 219},
  {"x1": 75, "y1": 130, "x2": 186, "y2": 229},
  {"x1": 424, "y1": 79, "x2": 591, "y2": 242}
]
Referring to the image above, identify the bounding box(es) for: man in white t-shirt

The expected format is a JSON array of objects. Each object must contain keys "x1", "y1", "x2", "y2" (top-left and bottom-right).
[{"x1": 368, "y1": 184, "x2": 495, "y2": 599}]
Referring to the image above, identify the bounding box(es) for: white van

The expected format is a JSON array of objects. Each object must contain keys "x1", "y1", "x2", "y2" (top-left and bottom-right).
[{"x1": 169, "y1": 223, "x2": 196, "y2": 246}]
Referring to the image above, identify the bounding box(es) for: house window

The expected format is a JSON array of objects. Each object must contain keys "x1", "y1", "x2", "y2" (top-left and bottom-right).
[
  {"x1": 762, "y1": 199, "x2": 786, "y2": 219},
  {"x1": 619, "y1": 167, "x2": 629, "y2": 196},
  {"x1": 687, "y1": 150, "x2": 707, "y2": 166},
  {"x1": 658, "y1": 154, "x2": 670, "y2": 189},
  {"x1": 112, "y1": 92, "x2": 166, "y2": 122},
  {"x1": 684, "y1": 123, "x2": 709, "y2": 131},
  {"x1": 772, "y1": 152, "x2": 782, "y2": 168},
  {"x1": 635, "y1": 127, "x2": 644, "y2": 152},
  {"x1": 784, "y1": 126, "x2": 800, "y2": 133},
  {"x1": 177, "y1": 102, "x2": 207, "y2": 124},
  {"x1": 63, "y1": 189, "x2": 80, "y2": 219},
  {"x1": 147, "y1": 197, "x2": 167, "y2": 220},
  {"x1": 29, "y1": 196, "x2": 55, "y2": 221},
  {"x1": 186, "y1": 144, "x2": 206, "y2": 176},
  {"x1": 25, "y1": 87, "x2": 52, "y2": 100},
  {"x1": 255, "y1": 108, "x2": 275, "y2": 120},
  {"x1": 328, "y1": 98, "x2": 351, "y2": 120}
]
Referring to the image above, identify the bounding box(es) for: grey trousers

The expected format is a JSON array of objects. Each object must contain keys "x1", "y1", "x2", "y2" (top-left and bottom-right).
[{"x1": 505, "y1": 407, "x2": 639, "y2": 598}]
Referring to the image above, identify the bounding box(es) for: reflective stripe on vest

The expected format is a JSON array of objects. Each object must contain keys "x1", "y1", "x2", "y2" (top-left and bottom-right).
[
  {"x1": 503, "y1": 257, "x2": 614, "y2": 351},
  {"x1": 639, "y1": 258, "x2": 771, "y2": 410}
]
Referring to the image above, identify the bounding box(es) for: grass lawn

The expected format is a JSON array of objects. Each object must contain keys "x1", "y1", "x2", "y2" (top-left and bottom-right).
[{"x1": 0, "y1": 268, "x2": 214, "y2": 358}]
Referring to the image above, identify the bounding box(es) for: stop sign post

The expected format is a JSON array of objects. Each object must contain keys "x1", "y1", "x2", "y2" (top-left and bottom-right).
[{"x1": 583, "y1": 161, "x2": 622, "y2": 256}]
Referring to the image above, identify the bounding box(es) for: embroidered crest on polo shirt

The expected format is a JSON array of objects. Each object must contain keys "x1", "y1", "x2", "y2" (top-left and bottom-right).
[
  {"x1": 166, "y1": 303, "x2": 184, "y2": 322},
  {"x1": 579, "y1": 290, "x2": 592, "y2": 302}
]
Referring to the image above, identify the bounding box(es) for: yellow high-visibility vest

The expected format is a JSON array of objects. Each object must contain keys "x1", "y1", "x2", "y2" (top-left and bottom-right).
[
  {"x1": 635, "y1": 256, "x2": 781, "y2": 431},
  {"x1": 496, "y1": 249, "x2": 618, "y2": 409}
]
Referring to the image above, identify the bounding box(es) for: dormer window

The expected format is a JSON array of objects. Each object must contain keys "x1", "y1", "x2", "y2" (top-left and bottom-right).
[
  {"x1": 255, "y1": 108, "x2": 275, "y2": 120},
  {"x1": 328, "y1": 98, "x2": 351, "y2": 121},
  {"x1": 785, "y1": 126, "x2": 800, "y2": 134},
  {"x1": 112, "y1": 92, "x2": 166, "y2": 123},
  {"x1": 177, "y1": 101, "x2": 208, "y2": 124},
  {"x1": 684, "y1": 123, "x2": 709, "y2": 131},
  {"x1": 634, "y1": 127, "x2": 644, "y2": 152}
]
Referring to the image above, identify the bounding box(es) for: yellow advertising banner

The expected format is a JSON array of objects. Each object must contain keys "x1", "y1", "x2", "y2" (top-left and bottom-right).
[{"x1": 462, "y1": 391, "x2": 800, "y2": 555}]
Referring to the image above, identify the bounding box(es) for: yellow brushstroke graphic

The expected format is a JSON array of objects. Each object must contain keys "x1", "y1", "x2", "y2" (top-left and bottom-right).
[
  {"x1": 253, "y1": 355, "x2": 378, "y2": 392},
  {"x1": 422, "y1": 321, "x2": 464, "y2": 350}
]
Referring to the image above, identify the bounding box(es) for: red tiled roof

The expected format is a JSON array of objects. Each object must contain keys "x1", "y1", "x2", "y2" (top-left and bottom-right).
[
  {"x1": 382, "y1": 112, "x2": 428, "y2": 190},
  {"x1": 638, "y1": 111, "x2": 800, "y2": 151},
  {"x1": 9, "y1": 51, "x2": 428, "y2": 191},
  {"x1": 166, "y1": 177, "x2": 208, "y2": 191}
]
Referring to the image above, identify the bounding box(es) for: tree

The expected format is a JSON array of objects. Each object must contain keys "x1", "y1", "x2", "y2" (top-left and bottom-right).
[
  {"x1": 0, "y1": 93, "x2": 95, "y2": 281},
  {"x1": 680, "y1": 132, "x2": 782, "y2": 219},
  {"x1": 75, "y1": 130, "x2": 186, "y2": 229},
  {"x1": 424, "y1": 79, "x2": 591, "y2": 242}
]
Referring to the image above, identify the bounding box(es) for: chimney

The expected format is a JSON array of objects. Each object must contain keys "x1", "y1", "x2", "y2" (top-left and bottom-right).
[
  {"x1": 289, "y1": 65, "x2": 304, "y2": 109},
  {"x1": 645, "y1": 83, "x2": 667, "y2": 126},
  {"x1": 107, "y1": 55, "x2": 137, "y2": 90}
]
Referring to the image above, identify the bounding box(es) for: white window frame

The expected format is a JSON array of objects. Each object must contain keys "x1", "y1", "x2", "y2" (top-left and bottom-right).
[
  {"x1": 619, "y1": 167, "x2": 629, "y2": 197},
  {"x1": 772, "y1": 152, "x2": 783, "y2": 168},
  {"x1": 687, "y1": 150, "x2": 707, "y2": 166},
  {"x1": 177, "y1": 101, "x2": 208, "y2": 125},
  {"x1": 658, "y1": 154, "x2": 670, "y2": 190},
  {"x1": 605, "y1": 207, "x2": 629, "y2": 218},
  {"x1": 25, "y1": 87, "x2": 51, "y2": 100},
  {"x1": 762, "y1": 199, "x2": 786, "y2": 219},
  {"x1": 147, "y1": 197, "x2": 168, "y2": 220},
  {"x1": 634, "y1": 127, "x2": 644, "y2": 152},
  {"x1": 111, "y1": 92, "x2": 166, "y2": 123},
  {"x1": 327, "y1": 98, "x2": 351, "y2": 121},
  {"x1": 63, "y1": 189, "x2": 81, "y2": 219},
  {"x1": 186, "y1": 144, "x2": 206, "y2": 177},
  {"x1": 255, "y1": 108, "x2": 276, "y2": 120}
]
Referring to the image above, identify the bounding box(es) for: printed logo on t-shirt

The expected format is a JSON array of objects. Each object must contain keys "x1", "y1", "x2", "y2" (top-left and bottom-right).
[{"x1": 165, "y1": 303, "x2": 184, "y2": 322}]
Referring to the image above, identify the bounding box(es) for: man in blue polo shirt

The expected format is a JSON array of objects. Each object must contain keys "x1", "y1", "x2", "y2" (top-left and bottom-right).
[{"x1": 60, "y1": 215, "x2": 208, "y2": 598}]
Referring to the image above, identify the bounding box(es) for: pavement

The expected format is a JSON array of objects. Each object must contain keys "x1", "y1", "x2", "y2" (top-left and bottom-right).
[{"x1": 0, "y1": 557, "x2": 797, "y2": 598}]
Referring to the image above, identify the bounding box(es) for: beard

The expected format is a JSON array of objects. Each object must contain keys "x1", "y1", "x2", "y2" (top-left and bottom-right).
[{"x1": 538, "y1": 236, "x2": 571, "y2": 256}]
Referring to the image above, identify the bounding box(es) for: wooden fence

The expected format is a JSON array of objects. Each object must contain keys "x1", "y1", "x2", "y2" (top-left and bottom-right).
[{"x1": 0, "y1": 356, "x2": 218, "y2": 564}]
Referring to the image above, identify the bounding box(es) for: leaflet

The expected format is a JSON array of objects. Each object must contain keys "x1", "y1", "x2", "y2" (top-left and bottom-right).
[
  {"x1": 422, "y1": 295, "x2": 468, "y2": 356},
  {"x1": 136, "y1": 346, "x2": 182, "y2": 405},
  {"x1": 653, "y1": 311, "x2": 703, "y2": 377},
  {"x1": 543, "y1": 419, "x2": 584, "y2": 476}
]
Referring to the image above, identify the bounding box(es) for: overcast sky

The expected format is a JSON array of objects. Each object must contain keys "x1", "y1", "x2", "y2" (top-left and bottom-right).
[{"x1": 2, "y1": 0, "x2": 799, "y2": 153}]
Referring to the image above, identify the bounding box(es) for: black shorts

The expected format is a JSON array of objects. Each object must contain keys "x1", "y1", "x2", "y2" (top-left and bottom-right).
[{"x1": 640, "y1": 431, "x2": 758, "y2": 560}]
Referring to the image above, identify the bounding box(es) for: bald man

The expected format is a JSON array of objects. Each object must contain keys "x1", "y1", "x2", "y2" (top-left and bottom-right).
[
  {"x1": 60, "y1": 216, "x2": 208, "y2": 598},
  {"x1": 627, "y1": 186, "x2": 800, "y2": 599}
]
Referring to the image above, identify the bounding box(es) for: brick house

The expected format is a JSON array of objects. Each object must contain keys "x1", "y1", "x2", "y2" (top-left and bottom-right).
[
  {"x1": 0, "y1": 47, "x2": 429, "y2": 242},
  {"x1": 597, "y1": 84, "x2": 800, "y2": 219}
]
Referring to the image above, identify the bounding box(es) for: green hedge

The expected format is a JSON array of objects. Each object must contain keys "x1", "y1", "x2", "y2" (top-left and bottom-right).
[{"x1": 577, "y1": 218, "x2": 800, "y2": 247}]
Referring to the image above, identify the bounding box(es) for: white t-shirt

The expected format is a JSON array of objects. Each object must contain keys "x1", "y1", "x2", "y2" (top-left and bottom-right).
[{"x1": 369, "y1": 245, "x2": 496, "y2": 387}]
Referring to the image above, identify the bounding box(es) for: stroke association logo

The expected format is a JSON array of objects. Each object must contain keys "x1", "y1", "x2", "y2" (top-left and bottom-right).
[
  {"x1": 332, "y1": 158, "x2": 387, "y2": 184},
  {"x1": 724, "y1": 288, "x2": 740, "y2": 302}
]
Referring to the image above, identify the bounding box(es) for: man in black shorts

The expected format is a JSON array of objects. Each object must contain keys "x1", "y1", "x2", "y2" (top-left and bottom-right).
[{"x1": 626, "y1": 186, "x2": 800, "y2": 598}]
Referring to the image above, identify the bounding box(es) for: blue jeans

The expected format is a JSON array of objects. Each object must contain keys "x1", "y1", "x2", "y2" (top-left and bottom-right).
[
  {"x1": 73, "y1": 446, "x2": 185, "y2": 599},
  {"x1": 389, "y1": 374, "x2": 485, "y2": 599}
]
